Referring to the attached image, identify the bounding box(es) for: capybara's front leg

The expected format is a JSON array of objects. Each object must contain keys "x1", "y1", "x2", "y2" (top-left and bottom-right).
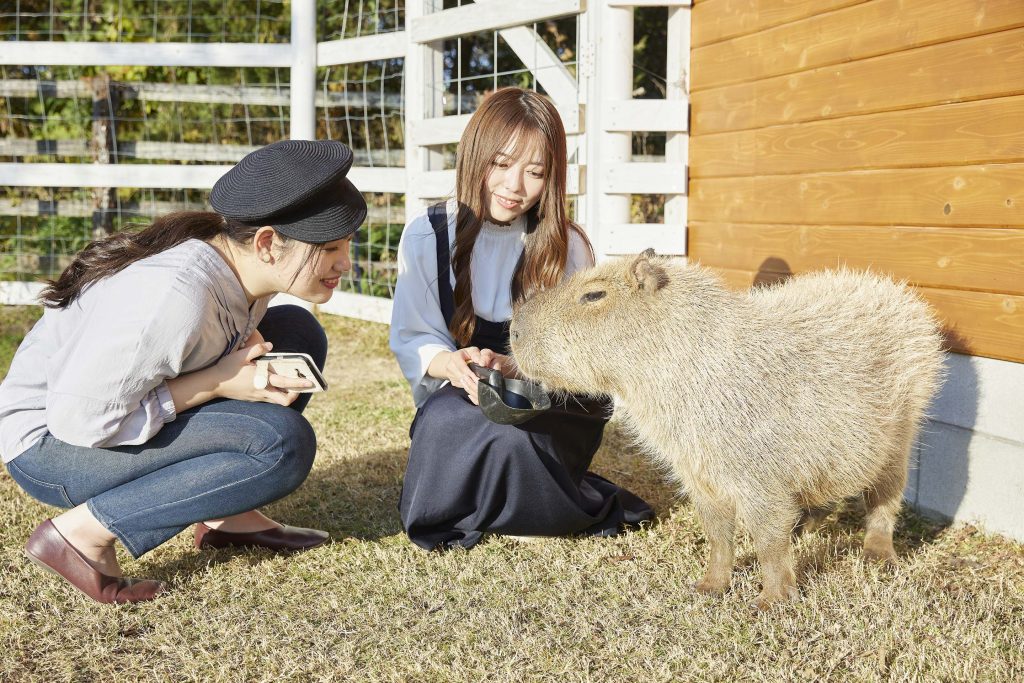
[
  {"x1": 692, "y1": 495, "x2": 736, "y2": 595},
  {"x1": 746, "y1": 504, "x2": 801, "y2": 609}
]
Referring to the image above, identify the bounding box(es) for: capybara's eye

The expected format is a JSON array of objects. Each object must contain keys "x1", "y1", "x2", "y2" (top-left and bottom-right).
[{"x1": 580, "y1": 291, "x2": 607, "y2": 304}]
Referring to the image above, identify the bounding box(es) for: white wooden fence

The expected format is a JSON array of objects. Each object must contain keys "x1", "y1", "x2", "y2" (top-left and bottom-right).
[{"x1": 0, "y1": 0, "x2": 691, "y2": 322}]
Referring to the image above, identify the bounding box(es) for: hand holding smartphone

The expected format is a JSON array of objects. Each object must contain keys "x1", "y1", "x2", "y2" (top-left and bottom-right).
[{"x1": 253, "y1": 352, "x2": 327, "y2": 393}]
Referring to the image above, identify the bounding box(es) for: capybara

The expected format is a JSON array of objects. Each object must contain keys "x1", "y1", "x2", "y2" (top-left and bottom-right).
[{"x1": 509, "y1": 249, "x2": 944, "y2": 608}]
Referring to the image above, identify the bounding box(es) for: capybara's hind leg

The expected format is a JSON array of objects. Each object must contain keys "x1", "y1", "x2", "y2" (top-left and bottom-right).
[
  {"x1": 793, "y1": 503, "x2": 834, "y2": 538},
  {"x1": 692, "y1": 496, "x2": 736, "y2": 595},
  {"x1": 746, "y1": 503, "x2": 802, "y2": 609},
  {"x1": 863, "y1": 422, "x2": 914, "y2": 564}
]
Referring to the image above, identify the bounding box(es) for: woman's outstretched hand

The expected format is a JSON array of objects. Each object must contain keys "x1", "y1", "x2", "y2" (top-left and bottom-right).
[{"x1": 431, "y1": 347, "x2": 516, "y2": 405}]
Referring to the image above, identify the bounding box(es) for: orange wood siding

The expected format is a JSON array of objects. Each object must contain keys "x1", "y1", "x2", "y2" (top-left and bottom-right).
[{"x1": 688, "y1": 0, "x2": 1024, "y2": 363}]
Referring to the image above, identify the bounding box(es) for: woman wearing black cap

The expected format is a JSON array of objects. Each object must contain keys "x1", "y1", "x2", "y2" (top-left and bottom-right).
[
  {"x1": 390, "y1": 88, "x2": 654, "y2": 550},
  {"x1": 0, "y1": 139, "x2": 366, "y2": 603}
]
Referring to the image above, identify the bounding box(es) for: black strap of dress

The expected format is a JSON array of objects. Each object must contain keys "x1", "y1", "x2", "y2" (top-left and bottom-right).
[{"x1": 427, "y1": 202, "x2": 456, "y2": 327}]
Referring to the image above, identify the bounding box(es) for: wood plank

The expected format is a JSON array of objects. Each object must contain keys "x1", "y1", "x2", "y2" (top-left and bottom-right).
[
  {"x1": 688, "y1": 222, "x2": 1024, "y2": 294},
  {"x1": 602, "y1": 162, "x2": 688, "y2": 194},
  {"x1": 692, "y1": 0, "x2": 869, "y2": 48},
  {"x1": 689, "y1": 96, "x2": 1024, "y2": 178},
  {"x1": 703, "y1": 265, "x2": 1024, "y2": 363},
  {"x1": 0, "y1": 41, "x2": 293, "y2": 68},
  {"x1": 410, "y1": 0, "x2": 581, "y2": 44},
  {"x1": 692, "y1": 0, "x2": 1024, "y2": 91},
  {"x1": 0, "y1": 199, "x2": 396, "y2": 223},
  {"x1": 689, "y1": 164, "x2": 1024, "y2": 228},
  {"x1": 602, "y1": 100, "x2": 689, "y2": 132},
  {"x1": 691, "y1": 27, "x2": 1024, "y2": 135},
  {"x1": 0, "y1": 138, "x2": 405, "y2": 166},
  {"x1": 316, "y1": 31, "x2": 407, "y2": 66},
  {"x1": 0, "y1": 79, "x2": 403, "y2": 109},
  {"x1": 0, "y1": 163, "x2": 407, "y2": 193}
]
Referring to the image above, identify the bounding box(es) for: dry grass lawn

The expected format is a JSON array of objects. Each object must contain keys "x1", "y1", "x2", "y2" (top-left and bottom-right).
[{"x1": 1, "y1": 307, "x2": 1022, "y2": 682}]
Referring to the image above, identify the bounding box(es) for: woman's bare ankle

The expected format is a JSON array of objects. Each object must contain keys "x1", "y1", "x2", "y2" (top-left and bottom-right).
[
  {"x1": 50, "y1": 505, "x2": 123, "y2": 576},
  {"x1": 203, "y1": 509, "x2": 282, "y2": 533}
]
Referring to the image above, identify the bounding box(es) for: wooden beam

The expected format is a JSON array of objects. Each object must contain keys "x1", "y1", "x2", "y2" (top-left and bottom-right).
[
  {"x1": 610, "y1": 1, "x2": 690, "y2": 6},
  {"x1": 691, "y1": 0, "x2": 868, "y2": 48},
  {"x1": 602, "y1": 100, "x2": 689, "y2": 132},
  {"x1": 410, "y1": 0, "x2": 583, "y2": 44},
  {"x1": 691, "y1": 27, "x2": 1024, "y2": 135},
  {"x1": 0, "y1": 139, "x2": 404, "y2": 165},
  {"x1": 689, "y1": 96, "x2": 1024, "y2": 178},
  {"x1": 497, "y1": 25, "x2": 578, "y2": 106},
  {"x1": 0, "y1": 42, "x2": 293, "y2": 67},
  {"x1": 317, "y1": 31, "x2": 407, "y2": 66},
  {"x1": 0, "y1": 79, "x2": 403, "y2": 109},
  {"x1": 688, "y1": 222, "x2": 1024, "y2": 294},
  {"x1": 689, "y1": 163, "x2": 1024, "y2": 228},
  {"x1": 692, "y1": 0, "x2": 1024, "y2": 91},
  {"x1": 602, "y1": 162, "x2": 687, "y2": 194},
  {"x1": 0, "y1": 199, "x2": 396, "y2": 223},
  {"x1": 0, "y1": 163, "x2": 406, "y2": 192}
]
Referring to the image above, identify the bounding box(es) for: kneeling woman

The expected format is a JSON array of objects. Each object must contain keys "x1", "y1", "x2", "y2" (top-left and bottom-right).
[
  {"x1": 0, "y1": 140, "x2": 366, "y2": 603},
  {"x1": 390, "y1": 88, "x2": 654, "y2": 550}
]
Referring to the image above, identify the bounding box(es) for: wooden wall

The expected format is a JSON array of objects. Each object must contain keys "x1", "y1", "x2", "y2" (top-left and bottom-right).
[{"x1": 687, "y1": 0, "x2": 1024, "y2": 363}]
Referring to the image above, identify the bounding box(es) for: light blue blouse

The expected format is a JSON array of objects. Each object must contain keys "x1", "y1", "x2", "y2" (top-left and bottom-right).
[{"x1": 389, "y1": 199, "x2": 594, "y2": 408}]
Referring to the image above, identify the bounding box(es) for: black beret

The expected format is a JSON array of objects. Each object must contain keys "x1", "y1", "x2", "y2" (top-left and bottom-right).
[{"x1": 210, "y1": 139, "x2": 367, "y2": 243}]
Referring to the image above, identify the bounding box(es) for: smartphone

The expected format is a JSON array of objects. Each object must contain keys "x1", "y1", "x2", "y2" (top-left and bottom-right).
[{"x1": 260, "y1": 352, "x2": 328, "y2": 393}]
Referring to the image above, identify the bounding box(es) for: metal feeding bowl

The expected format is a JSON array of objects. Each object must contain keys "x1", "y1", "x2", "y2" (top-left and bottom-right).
[{"x1": 469, "y1": 363, "x2": 551, "y2": 425}]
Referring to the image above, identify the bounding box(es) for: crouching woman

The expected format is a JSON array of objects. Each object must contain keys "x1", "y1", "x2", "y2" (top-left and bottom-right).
[{"x1": 0, "y1": 140, "x2": 366, "y2": 603}]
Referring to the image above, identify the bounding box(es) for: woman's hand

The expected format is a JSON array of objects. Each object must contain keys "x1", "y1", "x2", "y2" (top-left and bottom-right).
[
  {"x1": 211, "y1": 342, "x2": 312, "y2": 405},
  {"x1": 428, "y1": 347, "x2": 491, "y2": 405},
  {"x1": 168, "y1": 340, "x2": 313, "y2": 413},
  {"x1": 480, "y1": 351, "x2": 520, "y2": 379}
]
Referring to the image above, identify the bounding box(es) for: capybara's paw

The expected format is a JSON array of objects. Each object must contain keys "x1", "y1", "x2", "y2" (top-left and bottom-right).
[
  {"x1": 751, "y1": 584, "x2": 800, "y2": 610},
  {"x1": 863, "y1": 534, "x2": 898, "y2": 565},
  {"x1": 693, "y1": 577, "x2": 730, "y2": 595},
  {"x1": 863, "y1": 544, "x2": 898, "y2": 565}
]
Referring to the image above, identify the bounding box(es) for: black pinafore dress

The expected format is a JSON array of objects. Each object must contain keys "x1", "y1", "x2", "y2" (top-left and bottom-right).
[{"x1": 398, "y1": 205, "x2": 654, "y2": 550}]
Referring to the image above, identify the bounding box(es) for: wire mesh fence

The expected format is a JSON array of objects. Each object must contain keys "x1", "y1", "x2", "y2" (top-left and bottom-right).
[{"x1": 1, "y1": 1, "x2": 663, "y2": 298}]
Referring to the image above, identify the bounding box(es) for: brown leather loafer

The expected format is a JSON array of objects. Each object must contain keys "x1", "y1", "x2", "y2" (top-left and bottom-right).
[
  {"x1": 194, "y1": 522, "x2": 329, "y2": 551},
  {"x1": 24, "y1": 520, "x2": 165, "y2": 604}
]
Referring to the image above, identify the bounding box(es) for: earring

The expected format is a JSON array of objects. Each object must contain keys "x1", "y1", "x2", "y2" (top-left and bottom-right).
[{"x1": 261, "y1": 253, "x2": 272, "y2": 263}]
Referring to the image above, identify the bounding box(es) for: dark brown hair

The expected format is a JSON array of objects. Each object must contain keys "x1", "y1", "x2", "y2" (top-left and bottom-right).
[
  {"x1": 449, "y1": 87, "x2": 593, "y2": 346},
  {"x1": 41, "y1": 212, "x2": 296, "y2": 308}
]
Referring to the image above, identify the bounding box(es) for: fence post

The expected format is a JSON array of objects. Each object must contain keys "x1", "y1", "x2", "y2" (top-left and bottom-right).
[
  {"x1": 664, "y1": 4, "x2": 690, "y2": 242},
  {"x1": 404, "y1": 1, "x2": 446, "y2": 224},
  {"x1": 90, "y1": 72, "x2": 116, "y2": 242},
  {"x1": 584, "y1": 1, "x2": 633, "y2": 260},
  {"x1": 290, "y1": 0, "x2": 317, "y2": 140}
]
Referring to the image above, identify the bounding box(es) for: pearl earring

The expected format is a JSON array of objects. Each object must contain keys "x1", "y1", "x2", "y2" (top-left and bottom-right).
[{"x1": 261, "y1": 253, "x2": 272, "y2": 263}]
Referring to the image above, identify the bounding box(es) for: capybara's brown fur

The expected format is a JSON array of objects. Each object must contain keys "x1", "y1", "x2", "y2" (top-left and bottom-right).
[{"x1": 510, "y1": 250, "x2": 944, "y2": 607}]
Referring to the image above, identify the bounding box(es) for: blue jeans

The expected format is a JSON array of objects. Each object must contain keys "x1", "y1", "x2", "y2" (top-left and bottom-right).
[{"x1": 5, "y1": 305, "x2": 327, "y2": 558}]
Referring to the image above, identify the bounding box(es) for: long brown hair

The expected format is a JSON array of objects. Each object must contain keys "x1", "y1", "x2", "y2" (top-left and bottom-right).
[
  {"x1": 41, "y1": 212, "x2": 270, "y2": 308},
  {"x1": 449, "y1": 87, "x2": 593, "y2": 346}
]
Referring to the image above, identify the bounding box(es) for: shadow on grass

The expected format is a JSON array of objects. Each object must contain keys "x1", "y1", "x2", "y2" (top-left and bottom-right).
[{"x1": 269, "y1": 447, "x2": 409, "y2": 542}]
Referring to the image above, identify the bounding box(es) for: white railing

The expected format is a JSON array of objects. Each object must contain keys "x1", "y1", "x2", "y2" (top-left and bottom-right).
[{"x1": 0, "y1": 0, "x2": 691, "y2": 319}]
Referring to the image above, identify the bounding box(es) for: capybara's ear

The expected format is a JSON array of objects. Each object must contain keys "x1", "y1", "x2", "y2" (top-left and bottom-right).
[{"x1": 630, "y1": 249, "x2": 668, "y2": 292}]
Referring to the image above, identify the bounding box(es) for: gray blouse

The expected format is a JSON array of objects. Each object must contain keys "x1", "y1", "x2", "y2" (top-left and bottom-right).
[{"x1": 0, "y1": 239, "x2": 270, "y2": 463}]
